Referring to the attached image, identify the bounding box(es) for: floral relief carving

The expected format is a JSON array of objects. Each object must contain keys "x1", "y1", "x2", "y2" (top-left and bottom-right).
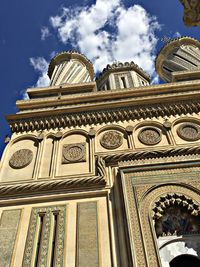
[
  {"x1": 138, "y1": 127, "x2": 161, "y2": 145},
  {"x1": 177, "y1": 123, "x2": 200, "y2": 141},
  {"x1": 62, "y1": 143, "x2": 86, "y2": 164},
  {"x1": 100, "y1": 130, "x2": 123, "y2": 149},
  {"x1": 123, "y1": 178, "x2": 148, "y2": 267},
  {"x1": 9, "y1": 149, "x2": 33, "y2": 169}
]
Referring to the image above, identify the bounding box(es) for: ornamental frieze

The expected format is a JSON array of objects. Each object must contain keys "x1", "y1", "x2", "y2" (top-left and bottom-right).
[
  {"x1": 8, "y1": 100, "x2": 200, "y2": 133},
  {"x1": 100, "y1": 131, "x2": 123, "y2": 149},
  {"x1": 9, "y1": 149, "x2": 33, "y2": 169},
  {"x1": 62, "y1": 143, "x2": 86, "y2": 164}
]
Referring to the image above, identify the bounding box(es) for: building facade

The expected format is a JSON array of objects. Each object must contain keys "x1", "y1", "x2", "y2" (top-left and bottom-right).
[{"x1": 0, "y1": 37, "x2": 200, "y2": 267}]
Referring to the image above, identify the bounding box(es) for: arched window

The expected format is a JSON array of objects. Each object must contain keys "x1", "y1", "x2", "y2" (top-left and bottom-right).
[
  {"x1": 153, "y1": 194, "x2": 200, "y2": 237},
  {"x1": 152, "y1": 194, "x2": 200, "y2": 267},
  {"x1": 155, "y1": 205, "x2": 200, "y2": 237}
]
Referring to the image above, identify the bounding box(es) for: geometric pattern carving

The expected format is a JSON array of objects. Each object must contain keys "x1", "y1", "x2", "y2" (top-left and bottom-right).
[
  {"x1": 77, "y1": 202, "x2": 99, "y2": 267},
  {"x1": 8, "y1": 100, "x2": 200, "y2": 133},
  {"x1": 62, "y1": 143, "x2": 86, "y2": 164},
  {"x1": 22, "y1": 205, "x2": 66, "y2": 267},
  {"x1": 138, "y1": 127, "x2": 161, "y2": 145},
  {"x1": 0, "y1": 176, "x2": 106, "y2": 197},
  {"x1": 100, "y1": 130, "x2": 123, "y2": 149},
  {"x1": 177, "y1": 123, "x2": 200, "y2": 141},
  {"x1": 9, "y1": 149, "x2": 33, "y2": 169},
  {"x1": 0, "y1": 209, "x2": 21, "y2": 267},
  {"x1": 103, "y1": 145, "x2": 200, "y2": 163}
]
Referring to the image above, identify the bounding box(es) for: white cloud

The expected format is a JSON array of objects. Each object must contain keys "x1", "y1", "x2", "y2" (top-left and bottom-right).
[
  {"x1": 41, "y1": 26, "x2": 50, "y2": 40},
  {"x1": 49, "y1": 0, "x2": 160, "y2": 77},
  {"x1": 151, "y1": 73, "x2": 160, "y2": 84},
  {"x1": 173, "y1": 31, "x2": 181, "y2": 38},
  {"x1": 29, "y1": 57, "x2": 50, "y2": 87},
  {"x1": 20, "y1": 89, "x2": 30, "y2": 100}
]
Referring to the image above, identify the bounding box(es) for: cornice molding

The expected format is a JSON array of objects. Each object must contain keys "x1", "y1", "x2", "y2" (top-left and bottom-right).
[
  {"x1": 7, "y1": 99, "x2": 200, "y2": 132},
  {"x1": 16, "y1": 79, "x2": 200, "y2": 111},
  {"x1": 102, "y1": 145, "x2": 200, "y2": 163},
  {"x1": 0, "y1": 156, "x2": 106, "y2": 197},
  {"x1": 0, "y1": 176, "x2": 105, "y2": 197}
]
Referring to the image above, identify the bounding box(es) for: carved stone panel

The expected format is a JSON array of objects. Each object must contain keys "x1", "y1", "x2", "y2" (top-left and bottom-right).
[
  {"x1": 100, "y1": 130, "x2": 123, "y2": 149},
  {"x1": 9, "y1": 149, "x2": 33, "y2": 169},
  {"x1": 77, "y1": 202, "x2": 99, "y2": 267},
  {"x1": 177, "y1": 123, "x2": 200, "y2": 141},
  {"x1": 62, "y1": 143, "x2": 86, "y2": 164},
  {"x1": 23, "y1": 205, "x2": 66, "y2": 267},
  {"x1": 0, "y1": 210, "x2": 21, "y2": 267},
  {"x1": 138, "y1": 127, "x2": 161, "y2": 145}
]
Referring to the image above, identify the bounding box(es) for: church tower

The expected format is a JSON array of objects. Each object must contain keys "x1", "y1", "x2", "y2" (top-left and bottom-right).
[{"x1": 0, "y1": 37, "x2": 200, "y2": 267}]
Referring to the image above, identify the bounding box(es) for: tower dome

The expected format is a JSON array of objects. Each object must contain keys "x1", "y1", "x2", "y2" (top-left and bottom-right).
[
  {"x1": 96, "y1": 61, "x2": 150, "y2": 91},
  {"x1": 156, "y1": 37, "x2": 200, "y2": 82},
  {"x1": 48, "y1": 51, "x2": 94, "y2": 86}
]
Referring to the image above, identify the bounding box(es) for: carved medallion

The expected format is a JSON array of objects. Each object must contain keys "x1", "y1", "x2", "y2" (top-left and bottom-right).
[
  {"x1": 9, "y1": 149, "x2": 33, "y2": 169},
  {"x1": 62, "y1": 143, "x2": 86, "y2": 164},
  {"x1": 100, "y1": 130, "x2": 123, "y2": 149},
  {"x1": 177, "y1": 123, "x2": 200, "y2": 141},
  {"x1": 138, "y1": 127, "x2": 161, "y2": 145}
]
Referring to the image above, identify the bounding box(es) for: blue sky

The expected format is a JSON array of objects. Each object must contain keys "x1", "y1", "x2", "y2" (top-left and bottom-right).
[{"x1": 0, "y1": 0, "x2": 199, "y2": 155}]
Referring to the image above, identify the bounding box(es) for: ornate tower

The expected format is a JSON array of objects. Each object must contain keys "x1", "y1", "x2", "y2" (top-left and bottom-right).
[{"x1": 0, "y1": 38, "x2": 200, "y2": 267}]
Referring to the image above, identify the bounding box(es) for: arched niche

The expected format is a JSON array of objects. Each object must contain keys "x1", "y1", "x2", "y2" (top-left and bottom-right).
[
  {"x1": 39, "y1": 135, "x2": 55, "y2": 179},
  {"x1": 134, "y1": 121, "x2": 171, "y2": 148},
  {"x1": 153, "y1": 193, "x2": 200, "y2": 266},
  {"x1": 96, "y1": 125, "x2": 129, "y2": 152},
  {"x1": 0, "y1": 136, "x2": 39, "y2": 182},
  {"x1": 138, "y1": 184, "x2": 200, "y2": 267},
  {"x1": 56, "y1": 131, "x2": 90, "y2": 177},
  {"x1": 172, "y1": 117, "x2": 200, "y2": 145}
]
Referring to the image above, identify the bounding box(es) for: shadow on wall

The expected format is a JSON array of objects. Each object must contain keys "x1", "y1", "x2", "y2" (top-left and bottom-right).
[{"x1": 170, "y1": 254, "x2": 200, "y2": 267}]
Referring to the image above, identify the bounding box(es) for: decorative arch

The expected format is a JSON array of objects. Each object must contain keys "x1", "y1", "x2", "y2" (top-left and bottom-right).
[
  {"x1": 0, "y1": 135, "x2": 40, "y2": 182},
  {"x1": 133, "y1": 120, "x2": 171, "y2": 147},
  {"x1": 172, "y1": 117, "x2": 200, "y2": 127},
  {"x1": 152, "y1": 193, "x2": 200, "y2": 237},
  {"x1": 134, "y1": 120, "x2": 166, "y2": 131},
  {"x1": 62, "y1": 129, "x2": 89, "y2": 140},
  {"x1": 172, "y1": 117, "x2": 200, "y2": 143},
  {"x1": 96, "y1": 124, "x2": 129, "y2": 151},
  {"x1": 138, "y1": 184, "x2": 200, "y2": 267}
]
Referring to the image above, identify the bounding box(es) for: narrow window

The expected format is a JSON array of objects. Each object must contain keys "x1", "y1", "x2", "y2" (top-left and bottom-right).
[
  {"x1": 106, "y1": 81, "x2": 110, "y2": 90},
  {"x1": 50, "y1": 213, "x2": 59, "y2": 267},
  {"x1": 35, "y1": 213, "x2": 45, "y2": 267},
  {"x1": 120, "y1": 77, "x2": 127, "y2": 88}
]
